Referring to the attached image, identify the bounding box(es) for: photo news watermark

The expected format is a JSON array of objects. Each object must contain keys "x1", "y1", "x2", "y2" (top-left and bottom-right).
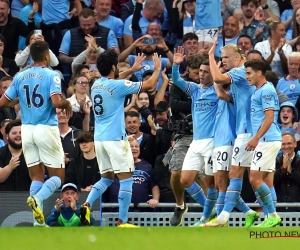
[{"x1": 250, "y1": 230, "x2": 300, "y2": 239}]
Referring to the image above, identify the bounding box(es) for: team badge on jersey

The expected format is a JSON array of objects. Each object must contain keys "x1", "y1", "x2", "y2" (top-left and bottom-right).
[{"x1": 124, "y1": 80, "x2": 132, "y2": 87}]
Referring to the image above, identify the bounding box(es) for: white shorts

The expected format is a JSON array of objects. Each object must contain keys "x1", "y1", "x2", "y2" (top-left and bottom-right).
[
  {"x1": 231, "y1": 133, "x2": 253, "y2": 167},
  {"x1": 95, "y1": 140, "x2": 134, "y2": 174},
  {"x1": 250, "y1": 141, "x2": 282, "y2": 172},
  {"x1": 22, "y1": 124, "x2": 65, "y2": 168},
  {"x1": 195, "y1": 28, "x2": 219, "y2": 43},
  {"x1": 213, "y1": 145, "x2": 233, "y2": 173},
  {"x1": 182, "y1": 138, "x2": 214, "y2": 176}
]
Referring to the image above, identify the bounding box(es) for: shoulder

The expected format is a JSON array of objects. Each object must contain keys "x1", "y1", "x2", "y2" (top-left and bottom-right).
[
  {"x1": 124, "y1": 14, "x2": 133, "y2": 23},
  {"x1": 0, "y1": 145, "x2": 8, "y2": 156},
  {"x1": 139, "y1": 159, "x2": 152, "y2": 169}
]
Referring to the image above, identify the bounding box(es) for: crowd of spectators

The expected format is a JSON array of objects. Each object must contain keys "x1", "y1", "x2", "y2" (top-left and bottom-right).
[{"x1": 0, "y1": 0, "x2": 300, "y2": 220}]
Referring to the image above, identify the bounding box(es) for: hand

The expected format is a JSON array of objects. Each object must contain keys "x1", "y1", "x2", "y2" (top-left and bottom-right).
[
  {"x1": 131, "y1": 53, "x2": 146, "y2": 72},
  {"x1": 128, "y1": 134, "x2": 135, "y2": 142},
  {"x1": 129, "y1": 94, "x2": 136, "y2": 106},
  {"x1": 239, "y1": 17, "x2": 244, "y2": 32},
  {"x1": 152, "y1": 52, "x2": 162, "y2": 71},
  {"x1": 64, "y1": 153, "x2": 70, "y2": 164},
  {"x1": 89, "y1": 69, "x2": 101, "y2": 79},
  {"x1": 245, "y1": 137, "x2": 259, "y2": 151},
  {"x1": 161, "y1": 68, "x2": 169, "y2": 83},
  {"x1": 55, "y1": 198, "x2": 63, "y2": 212},
  {"x1": 208, "y1": 39, "x2": 217, "y2": 56},
  {"x1": 260, "y1": 0, "x2": 267, "y2": 7},
  {"x1": 173, "y1": 46, "x2": 185, "y2": 65},
  {"x1": 270, "y1": 40, "x2": 276, "y2": 54},
  {"x1": 278, "y1": 38, "x2": 286, "y2": 51},
  {"x1": 147, "y1": 115, "x2": 157, "y2": 135},
  {"x1": 8, "y1": 156, "x2": 20, "y2": 170},
  {"x1": 69, "y1": 197, "x2": 77, "y2": 211},
  {"x1": 80, "y1": 100, "x2": 91, "y2": 115},
  {"x1": 68, "y1": 8, "x2": 78, "y2": 18},
  {"x1": 81, "y1": 185, "x2": 93, "y2": 192},
  {"x1": 32, "y1": 2, "x2": 39, "y2": 14},
  {"x1": 63, "y1": 102, "x2": 73, "y2": 119},
  {"x1": 282, "y1": 153, "x2": 290, "y2": 169},
  {"x1": 35, "y1": 35, "x2": 44, "y2": 42},
  {"x1": 156, "y1": 36, "x2": 168, "y2": 50},
  {"x1": 147, "y1": 199, "x2": 159, "y2": 208},
  {"x1": 132, "y1": 36, "x2": 147, "y2": 48},
  {"x1": 255, "y1": 27, "x2": 264, "y2": 38},
  {"x1": 85, "y1": 35, "x2": 98, "y2": 50}
]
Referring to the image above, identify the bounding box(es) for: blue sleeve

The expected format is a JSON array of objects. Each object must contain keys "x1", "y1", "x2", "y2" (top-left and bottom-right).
[
  {"x1": 128, "y1": 55, "x2": 135, "y2": 67},
  {"x1": 49, "y1": 72, "x2": 62, "y2": 96},
  {"x1": 115, "y1": 79, "x2": 142, "y2": 96},
  {"x1": 227, "y1": 67, "x2": 245, "y2": 85},
  {"x1": 161, "y1": 58, "x2": 169, "y2": 70},
  {"x1": 123, "y1": 15, "x2": 133, "y2": 36},
  {"x1": 107, "y1": 30, "x2": 118, "y2": 48},
  {"x1": 116, "y1": 18, "x2": 124, "y2": 38},
  {"x1": 280, "y1": 10, "x2": 289, "y2": 22},
  {"x1": 172, "y1": 64, "x2": 198, "y2": 95},
  {"x1": 34, "y1": 12, "x2": 42, "y2": 25},
  {"x1": 45, "y1": 206, "x2": 60, "y2": 226},
  {"x1": 261, "y1": 87, "x2": 276, "y2": 111},
  {"x1": 59, "y1": 30, "x2": 71, "y2": 55},
  {"x1": 4, "y1": 78, "x2": 18, "y2": 100}
]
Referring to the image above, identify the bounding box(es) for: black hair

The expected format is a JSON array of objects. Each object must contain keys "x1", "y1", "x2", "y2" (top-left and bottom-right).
[
  {"x1": 76, "y1": 131, "x2": 94, "y2": 144},
  {"x1": 30, "y1": 41, "x2": 49, "y2": 62},
  {"x1": 5, "y1": 120, "x2": 21, "y2": 135},
  {"x1": 244, "y1": 59, "x2": 267, "y2": 75},
  {"x1": 96, "y1": 49, "x2": 118, "y2": 77}
]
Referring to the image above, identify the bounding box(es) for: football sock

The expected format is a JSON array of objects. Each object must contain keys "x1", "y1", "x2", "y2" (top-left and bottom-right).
[
  {"x1": 185, "y1": 182, "x2": 206, "y2": 206},
  {"x1": 216, "y1": 192, "x2": 226, "y2": 216},
  {"x1": 235, "y1": 196, "x2": 252, "y2": 215},
  {"x1": 256, "y1": 183, "x2": 278, "y2": 218},
  {"x1": 202, "y1": 188, "x2": 218, "y2": 220},
  {"x1": 34, "y1": 176, "x2": 61, "y2": 205},
  {"x1": 86, "y1": 178, "x2": 113, "y2": 208},
  {"x1": 270, "y1": 187, "x2": 277, "y2": 210},
  {"x1": 255, "y1": 190, "x2": 268, "y2": 219},
  {"x1": 118, "y1": 177, "x2": 133, "y2": 223}
]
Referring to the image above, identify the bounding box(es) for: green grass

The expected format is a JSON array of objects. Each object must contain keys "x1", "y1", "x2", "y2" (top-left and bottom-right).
[{"x1": 0, "y1": 227, "x2": 299, "y2": 250}]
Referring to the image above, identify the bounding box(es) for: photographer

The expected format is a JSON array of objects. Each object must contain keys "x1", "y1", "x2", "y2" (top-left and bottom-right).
[{"x1": 168, "y1": 53, "x2": 207, "y2": 226}]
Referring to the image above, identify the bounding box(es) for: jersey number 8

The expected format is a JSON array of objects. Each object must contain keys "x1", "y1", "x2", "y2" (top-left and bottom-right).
[{"x1": 94, "y1": 94, "x2": 104, "y2": 116}]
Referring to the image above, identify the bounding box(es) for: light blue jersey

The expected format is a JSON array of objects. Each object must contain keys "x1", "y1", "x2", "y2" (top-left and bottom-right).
[
  {"x1": 215, "y1": 36, "x2": 239, "y2": 58},
  {"x1": 172, "y1": 65, "x2": 218, "y2": 140},
  {"x1": 123, "y1": 12, "x2": 161, "y2": 36},
  {"x1": 59, "y1": 30, "x2": 118, "y2": 55},
  {"x1": 18, "y1": 5, "x2": 43, "y2": 50},
  {"x1": 4, "y1": 67, "x2": 62, "y2": 126},
  {"x1": 42, "y1": 0, "x2": 70, "y2": 25},
  {"x1": 98, "y1": 16, "x2": 124, "y2": 38},
  {"x1": 227, "y1": 66, "x2": 255, "y2": 135},
  {"x1": 195, "y1": 0, "x2": 222, "y2": 30},
  {"x1": 251, "y1": 82, "x2": 281, "y2": 142},
  {"x1": 276, "y1": 77, "x2": 300, "y2": 105},
  {"x1": 128, "y1": 55, "x2": 168, "y2": 90},
  {"x1": 214, "y1": 96, "x2": 236, "y2": 147},
  {"x1": 91, "y1": 78, "x2": 142, "y2": 141}
]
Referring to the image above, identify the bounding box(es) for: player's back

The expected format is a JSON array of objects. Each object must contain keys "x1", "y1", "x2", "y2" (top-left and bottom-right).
[
  {"x1": 227, "y1": 66, "x2": 255, "y2": 135},
  {"x1": 5, "y1": 67, "x2": 61, "y2": 125},
  {"x1": 91, "y1": 77, "x2": 141, "y2": 141},
  {"x1": 214, "y1": 98, "x2": 236, "y2": 147}
]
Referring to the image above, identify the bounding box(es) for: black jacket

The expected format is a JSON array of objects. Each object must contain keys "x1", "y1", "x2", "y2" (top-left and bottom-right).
[
  {"x1": 140, "y1": 133, "x2": 156, "y2": 167},
  {"x1": 274, "y1": 154, "x2": 300, "y2": 212},
  {"x1": 65, "y1": 154, "x2": 100, "y2": 190},
  {"x1": 0, "y1": 16, "x2": 35, "y2": 60},
  {"x1": 0, "y1": 145, "x2": 31, "y2": 191}
]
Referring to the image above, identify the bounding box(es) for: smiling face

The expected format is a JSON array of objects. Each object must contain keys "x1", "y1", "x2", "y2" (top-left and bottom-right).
[
  {"x1": 138, "y1": 92, "x2": 150, "y2": 107},
  {"x1": 0, "y1": 1, "x2": 9, "y2": 25},
  {"x1": 125, "y1": 115, "x2": 141, "y2": 135},
  {"x1": 7, "y1": 125, "x2": 22, "y2": 150},
  {"x1": 281, "y1": 134, "x2": 297, "y2": 157},
  {"x1": 96, "y1": 0, "x2": 111, "y2": 19},
  {"x1": 280, "y1": 107, "x2": 294, "y2": 126},
  {"x1": 130, "y1": 139, "x2": 140, "y2": 161}
]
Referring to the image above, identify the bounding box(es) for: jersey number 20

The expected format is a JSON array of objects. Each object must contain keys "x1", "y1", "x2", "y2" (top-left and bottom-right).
[{"x1": 23, "y1": 84, "x2": 44, "y2": 108}]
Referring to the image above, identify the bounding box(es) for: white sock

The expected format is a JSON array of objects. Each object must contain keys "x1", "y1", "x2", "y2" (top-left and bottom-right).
[
  {"x1": 176, "y1": 203, "x2": 184, "y2": 209},
  {"x1": 268, "y1": 212, "x2": 278, "y2": 218},
  {"x1": 245, "y1": 209, "x2": 255, "y2": 216},
  {"x1": 217, "y1": 211, "x2": 230, "y2": 223},
  {"x1": 264, "y1": 215, "x2": 268, "y2": 220}
]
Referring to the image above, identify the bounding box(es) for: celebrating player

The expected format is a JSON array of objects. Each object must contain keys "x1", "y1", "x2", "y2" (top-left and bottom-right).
[
  {"x1": 203, "y1": 40, "x2": 258, "y2": 227},
  {"x1": 244, "y1": 59, "x2": 282, "y2": 227},
  {"x1": 0, "y1": 41, "x2": 73, "y2": 226},
  {"x1": 79, "y1": 49, "x2": 161, "y2": 228},
  {"x1": 172, "y1": 46, "x2": 219, "y2": 226}
]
